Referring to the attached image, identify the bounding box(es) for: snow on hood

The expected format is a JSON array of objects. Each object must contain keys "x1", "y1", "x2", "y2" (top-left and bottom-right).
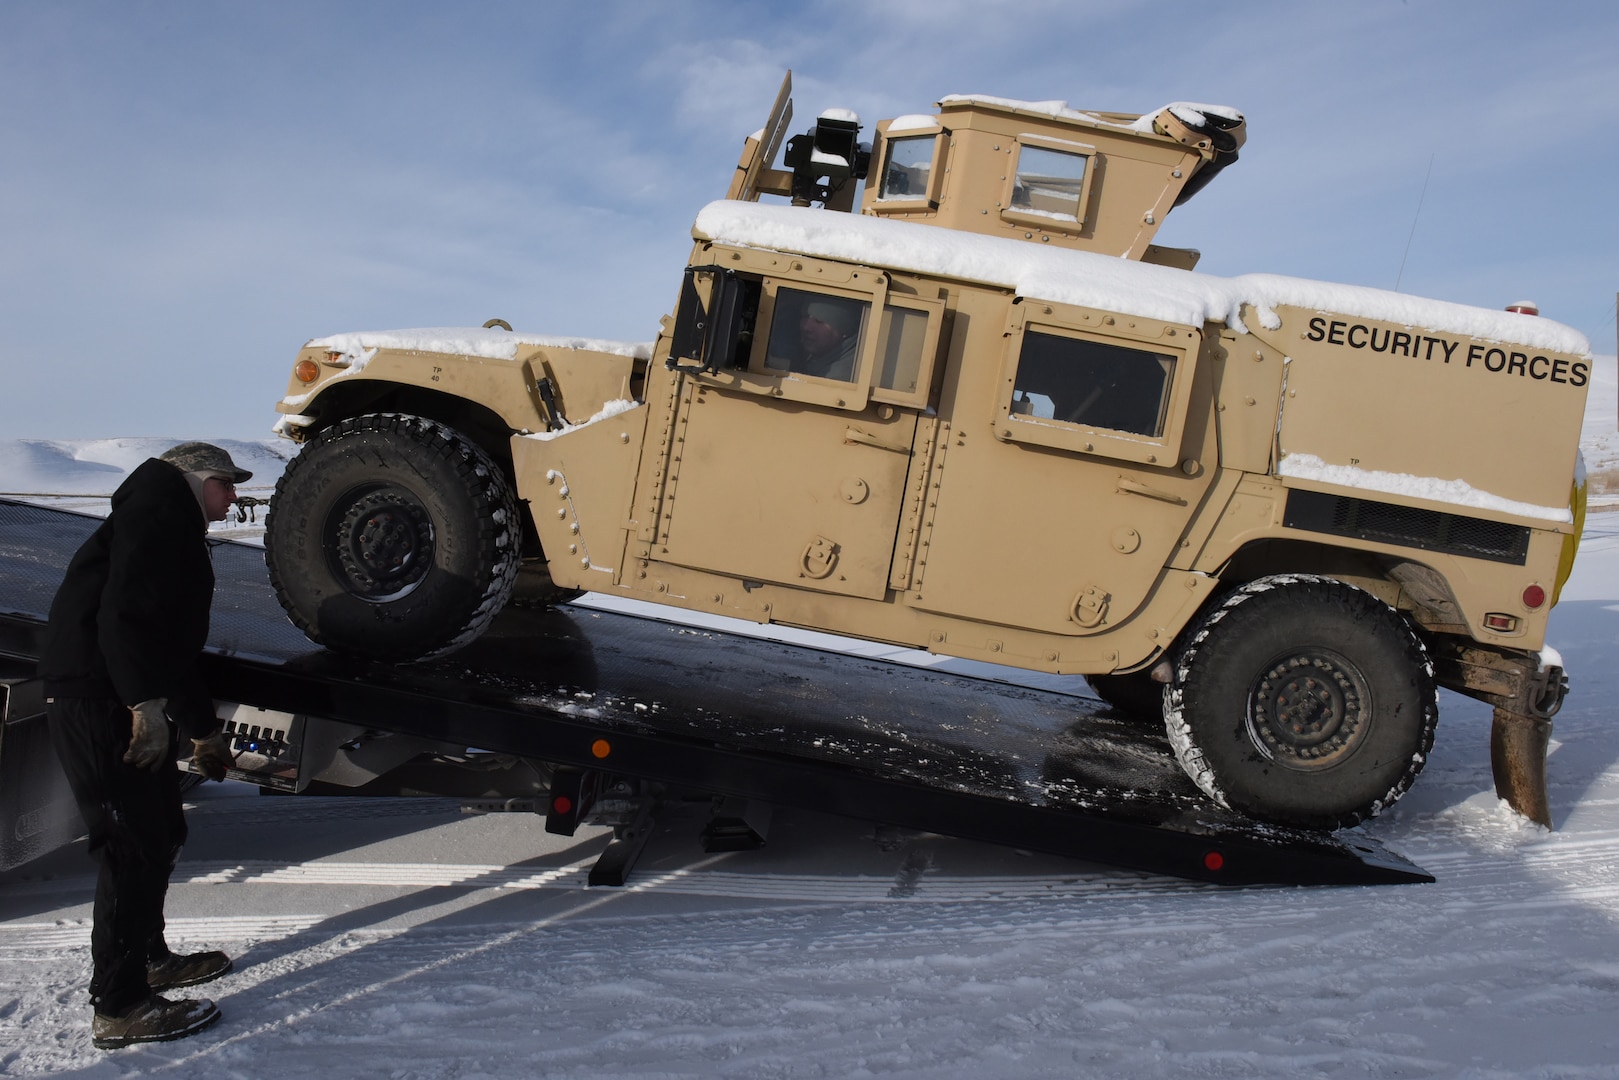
[
  {"x1": 307, "y1": 327, "x2": 654, "y2": 363},
  {"x1": 693, "y1": 202, "x2": 1591, "y2": 356},
  {"x1": 519, "y1": 399, "x2": 643, "y2": 441}
]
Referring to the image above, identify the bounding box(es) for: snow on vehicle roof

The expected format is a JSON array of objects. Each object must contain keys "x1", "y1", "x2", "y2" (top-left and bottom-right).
[
  {"x1": 306, "y1": 327, "x2": 654, "y2": 362},
  {"x1": 885, "y1": 114, "x2": 939, "y2": 133},
  {"x1": 693, "y1": 201, "x2": 1591, "y2": 355},
  {"x1": 936, "y1": 95, "x2": 1244, "y2": 136}
]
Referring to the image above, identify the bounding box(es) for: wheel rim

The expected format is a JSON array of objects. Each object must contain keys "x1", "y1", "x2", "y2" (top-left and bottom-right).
[
  {"x1": 327, "y1": 487, "x2": 435, "y2": 601},
  {"x1": 1245, "y1": 649, "x2": 1370, "y2": 771}
]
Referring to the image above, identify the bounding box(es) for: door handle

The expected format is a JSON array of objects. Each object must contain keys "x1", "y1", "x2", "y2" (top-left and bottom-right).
[
  {"x1": 843, "y1": 427, "x2": 909, "y2": 453},
  {"x1": 1116, "y1": 477, "x2": 1186, "y2": 505}
]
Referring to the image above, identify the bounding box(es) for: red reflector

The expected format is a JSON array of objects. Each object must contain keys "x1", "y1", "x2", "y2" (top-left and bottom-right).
[
  {"x1": 1523, "y1": 584, "x2": 1546, "y2": 610},
  {"x1": 552, "y1": 795, "x2": 573, "y2": 815},
  {"x1": 1203, "y1": 851, "x2": 1224, "y2": 872}
]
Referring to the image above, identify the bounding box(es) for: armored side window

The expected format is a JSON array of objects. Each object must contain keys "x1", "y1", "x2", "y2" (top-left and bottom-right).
[
  {"x1": 996, "y1": 304, "x2": 1199, "y2": 467},
  {"x1": 1001, "y1": 136, "x2": 1095, "y2": 231},
  {"x1": 1011, "y1": 147, "x2": 1086, "y2": 219},
  {"x1": 1012, "y1": 331, "x2": 1172, "y2": 437},
  {"x1": 878, "y1": 136, "x2": 936, "y2": 201},
  {"x1": 869, "y1": 126, "x2": 947, "y2": 212},
  {"x1": 871, "y1": 295, "x2": 944, "y2": 408},
  {"x1": 764, "y1": 288, "x2": 870, "y2": 383}
]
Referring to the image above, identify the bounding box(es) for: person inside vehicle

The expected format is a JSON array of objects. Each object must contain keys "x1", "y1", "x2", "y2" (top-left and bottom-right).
[{"x1": 793, "y1": 298, "x2": 862, "y2": 380}]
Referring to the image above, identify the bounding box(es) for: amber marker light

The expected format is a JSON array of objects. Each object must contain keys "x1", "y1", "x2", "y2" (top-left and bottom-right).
[
  {"x1": 591, "y1": 739, "x2": 612, "y2": 759},
  {"x1": 293, "y1": 359, "x2": 320, "y2": 383}
]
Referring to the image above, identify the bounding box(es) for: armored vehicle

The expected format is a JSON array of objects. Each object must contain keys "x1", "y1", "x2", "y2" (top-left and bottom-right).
[{"x1": 265, "y1": 75, "x2": 1590, "y2": 831}]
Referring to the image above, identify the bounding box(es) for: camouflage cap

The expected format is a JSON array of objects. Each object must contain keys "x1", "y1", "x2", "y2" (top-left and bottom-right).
[{"x1": 159, "y1": 442, "x2": 253, "y2": 483}]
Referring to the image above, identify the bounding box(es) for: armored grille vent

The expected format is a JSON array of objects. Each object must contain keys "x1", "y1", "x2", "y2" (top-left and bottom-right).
[{"x1": 1283, "y1": 489, "x2": 1531, "y2": 566}]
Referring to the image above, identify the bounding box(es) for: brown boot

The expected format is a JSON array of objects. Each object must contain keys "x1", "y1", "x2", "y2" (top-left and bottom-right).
[
  {"x1": 92, "y1": 994, "x2": 221, "y2": 1049},
  {"x1": 147, "y1": 950, "x2": 232, "y2": 990}
]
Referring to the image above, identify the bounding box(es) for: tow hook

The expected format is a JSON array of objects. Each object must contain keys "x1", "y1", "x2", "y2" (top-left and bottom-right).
[
  {"x1": 233, "y1": 495, "x2": 268, "y2": 524},
  {"x1": 1428, "y1": 641, "x2": 1566, "y2": 829}
]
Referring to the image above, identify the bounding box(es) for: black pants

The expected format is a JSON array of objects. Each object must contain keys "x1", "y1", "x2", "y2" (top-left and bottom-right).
[{"x1": 47, "y1": 696, "x2": 187, "y2": 1017}]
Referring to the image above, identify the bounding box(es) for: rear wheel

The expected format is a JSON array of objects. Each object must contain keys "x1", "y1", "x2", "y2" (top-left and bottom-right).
[
  {"x1": 1166, "y1": 575, "x2": 1437, "y2": 829},
  {"x1": 265, "y1": 413, "x2": 521, "y2": 661}
]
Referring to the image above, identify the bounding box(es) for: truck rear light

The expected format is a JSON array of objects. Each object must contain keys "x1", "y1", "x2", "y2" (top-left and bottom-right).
[
  {"x1": 1483, "y1": 613, "x2": 1519, "y2": 632},
  {"x1": 293, "y1": 359, "x2": 320, "y2": 383},
  {"x1": 1522, "y1": 584, "x2": 1546, "y2": 609}
]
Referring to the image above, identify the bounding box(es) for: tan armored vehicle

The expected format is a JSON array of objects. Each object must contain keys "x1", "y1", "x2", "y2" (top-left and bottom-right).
[{"x1": 266, "y1": 75, "x2": 1590, "y2": 832}]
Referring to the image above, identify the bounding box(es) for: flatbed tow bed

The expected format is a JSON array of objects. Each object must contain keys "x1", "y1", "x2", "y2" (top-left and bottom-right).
[{"x1": 0, "y1": 499, "x2": 1430, "y2": 887}]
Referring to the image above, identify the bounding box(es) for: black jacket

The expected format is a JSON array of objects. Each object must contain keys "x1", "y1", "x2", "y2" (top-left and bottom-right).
[{"x1": 40, "y1": 458, "x2": 221, "y2": 740}]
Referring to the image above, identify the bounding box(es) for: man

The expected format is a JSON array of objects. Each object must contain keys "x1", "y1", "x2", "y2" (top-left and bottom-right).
[
  {"x1": 39, "y1": 442, "x2": 249, "y2": 1049},
  {"x1": 795, "y1": 299, "x2": 861, "y2": 381}
]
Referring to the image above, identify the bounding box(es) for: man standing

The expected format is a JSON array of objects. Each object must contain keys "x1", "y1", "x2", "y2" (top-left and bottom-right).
[{"x1": 40, "y1": 442, "x2": 249, "y2": 1049}]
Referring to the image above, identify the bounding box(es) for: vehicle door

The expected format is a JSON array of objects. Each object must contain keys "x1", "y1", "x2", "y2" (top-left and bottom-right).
[
  {"x1": 911, "y1": 298, "x2": 1218, "y2": 636},
  {"x1": 655, "y1": 256, "x2": 944, "y2": 600}
]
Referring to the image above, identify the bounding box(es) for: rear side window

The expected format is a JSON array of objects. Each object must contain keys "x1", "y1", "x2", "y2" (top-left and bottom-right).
[
  {"x1": 1011, "y1": 331, "x2": 1173, "y2": 437},
  {"x1": 995, "y1": 302, "x2": 1199, "y2": 466}
]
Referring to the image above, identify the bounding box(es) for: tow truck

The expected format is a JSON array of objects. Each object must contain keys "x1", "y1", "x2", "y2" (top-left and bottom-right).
[{"x1": 2, "y1": 497, "x2": 1427, "y2": 885}]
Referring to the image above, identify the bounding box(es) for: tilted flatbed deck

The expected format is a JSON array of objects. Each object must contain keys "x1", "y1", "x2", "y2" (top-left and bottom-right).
[{"x1": 0, "y1": 499, "x2": 1430, "y2": 886}]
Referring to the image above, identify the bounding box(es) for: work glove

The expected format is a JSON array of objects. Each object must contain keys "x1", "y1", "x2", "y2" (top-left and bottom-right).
[
  {"x1": 190, "y1": 733, "x2": 235, "y2": 782},
  {"x1": 123, "y1": 698, "x2": 172, "y2": 771}
]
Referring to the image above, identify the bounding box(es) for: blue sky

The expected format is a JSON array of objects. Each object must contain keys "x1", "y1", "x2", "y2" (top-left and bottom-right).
[{"x1": 3, "y1": 0, "x2": 1616, "y2": 439}]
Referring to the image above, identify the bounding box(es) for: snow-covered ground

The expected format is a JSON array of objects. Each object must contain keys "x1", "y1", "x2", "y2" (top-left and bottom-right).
[{"x1": 2, "y1": 361, "x2": 1617, "y2": 1076}]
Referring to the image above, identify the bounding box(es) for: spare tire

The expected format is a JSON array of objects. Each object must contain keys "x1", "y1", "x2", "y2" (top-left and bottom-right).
[{"x1": 265, "y1": 413, "x2": 521, "y2": 661}]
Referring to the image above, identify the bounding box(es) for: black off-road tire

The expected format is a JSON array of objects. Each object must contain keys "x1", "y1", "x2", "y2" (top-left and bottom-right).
[
  {"x1": 265, "y1": 414, "x2": 521, "y2": 661},
  {"x1": 1084, "y1": 670, "x2": 1167, "y2": 724},
  {"x1": 1165, "y1": 575, "x2": 1437, "y2": 829}
]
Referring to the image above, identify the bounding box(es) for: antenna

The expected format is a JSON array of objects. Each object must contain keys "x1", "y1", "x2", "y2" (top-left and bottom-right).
[{"x1": 1394, "y1": 154, "x2": 1435, "y2": 293}]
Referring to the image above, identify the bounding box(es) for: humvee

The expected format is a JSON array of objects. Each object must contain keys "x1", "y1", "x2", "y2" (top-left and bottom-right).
[{"x1": 265, "y1": 74, "x2": 1589, "y2": 831}]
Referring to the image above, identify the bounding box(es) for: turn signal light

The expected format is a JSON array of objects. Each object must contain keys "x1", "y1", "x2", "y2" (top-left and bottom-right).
[
  {"x1": 1522, "y1": 584, "x2": 1546, "y2": 609},
  {"x1": 1483, "y1": 613, "x2": 1519, "y2": 632},
  {"x1": 293, "y1": 359, "x2": 320, "y2": 383}
]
